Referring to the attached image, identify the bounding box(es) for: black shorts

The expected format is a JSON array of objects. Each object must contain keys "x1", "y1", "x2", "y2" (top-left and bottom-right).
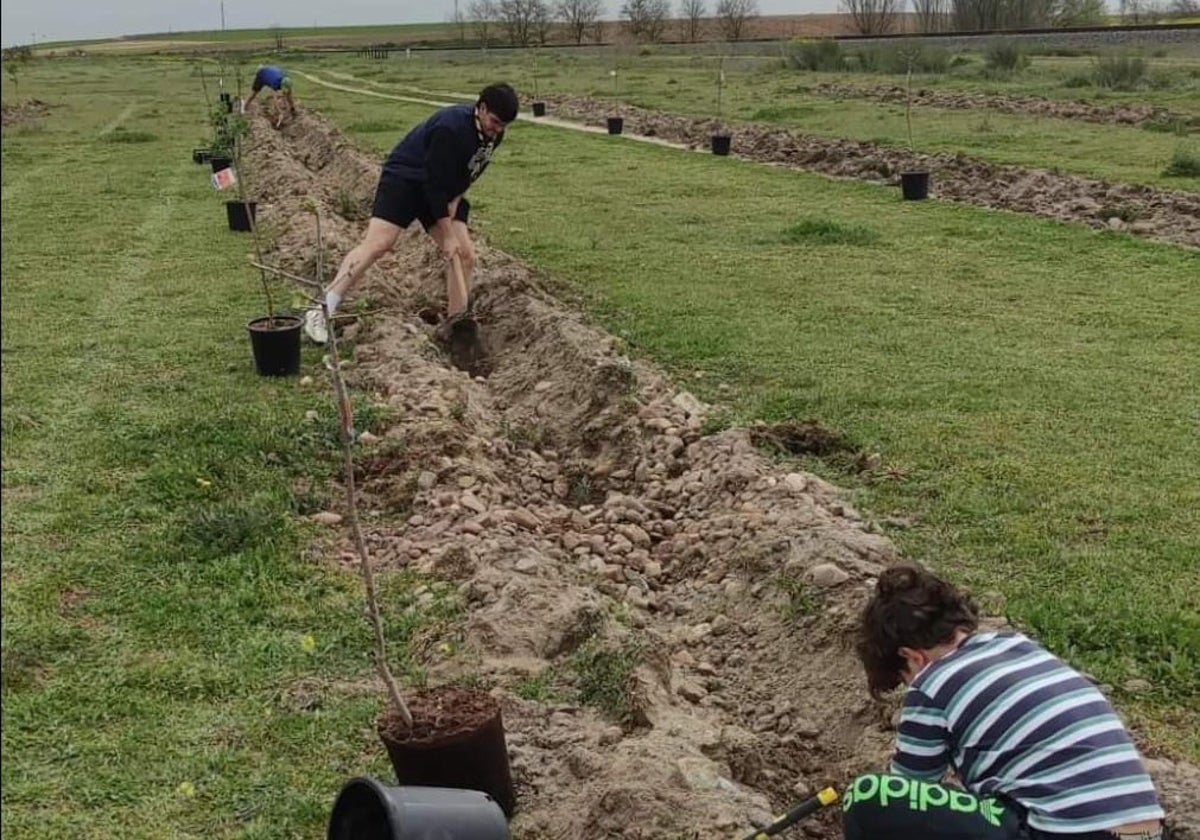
[{"x1": 371, "y1": 175, "x2": 469, "y2": 232}]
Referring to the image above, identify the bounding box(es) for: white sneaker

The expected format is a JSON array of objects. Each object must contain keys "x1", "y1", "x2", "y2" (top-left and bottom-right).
[{"x1": 304, "y1": 308, "x2": 328, "y2": 344}]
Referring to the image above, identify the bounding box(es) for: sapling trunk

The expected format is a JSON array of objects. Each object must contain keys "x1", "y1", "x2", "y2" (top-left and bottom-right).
[
  {"x1": 716, "y1": 56, "x2": 725, "y2": 128},
  {"x1": 312, "y1": 206, "x2": 413, "y2": 730},
  {"x1": 235, "y1": 126, "x2": 276, "y2": 323},
  {"x1": 905, "y1": 65, "x2": 915, "y2": 153}
]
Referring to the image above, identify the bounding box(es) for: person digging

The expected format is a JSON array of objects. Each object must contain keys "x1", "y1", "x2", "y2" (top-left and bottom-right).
[
  {"x1": 843, "y1": 564, "x2": 1168, "y2": 840},
  {"x1": 304, "y1": 83, "x2": 519, "y2": 363},
  {"x1": 243, "y1": 64, "x2": 297, "y2": 128}
]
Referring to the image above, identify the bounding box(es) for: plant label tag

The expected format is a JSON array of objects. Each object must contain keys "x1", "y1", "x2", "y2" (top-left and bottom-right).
[{"x1": 211, "y1": 167, "x2": 238, "y2": 190}]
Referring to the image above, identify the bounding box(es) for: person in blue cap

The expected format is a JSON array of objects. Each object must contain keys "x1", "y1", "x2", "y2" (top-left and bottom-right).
[{"x1": 244, "y1": 64, "x2": 296, "y2": 125}]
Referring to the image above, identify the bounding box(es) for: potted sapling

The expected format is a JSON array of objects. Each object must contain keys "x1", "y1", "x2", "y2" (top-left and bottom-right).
[
  {"x1": 899, "y1": 55, "x2": 930, "y2": 201},
  {"x1": 242, "y1": 195, "x2": 301, "y2": 376},
  {"x1": 217, "y1": 109, "x2": 257, "y2": 231},
  {"x1": 297, "y1": 207, "x2": 515, "y2": 834},
  {"x1": 711, "y1": 57, "x2": 732, "y2": 156},
  {"x1": 607, "y1": 67, "x2": 623, "y2": 135},
  {"x1": 530, "y1": 49, "x2": 547, "y2": 117}
]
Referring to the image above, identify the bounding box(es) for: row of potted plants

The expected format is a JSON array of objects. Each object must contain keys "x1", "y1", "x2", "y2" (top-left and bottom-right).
[{"x1": 189, "y1": 72, "x2": 521, "y2": 838}]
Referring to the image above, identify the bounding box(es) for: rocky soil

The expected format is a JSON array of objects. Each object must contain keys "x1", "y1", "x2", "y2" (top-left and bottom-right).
[{"x1": 244, "y1": 108, "x2": 1200, "y2": 839}]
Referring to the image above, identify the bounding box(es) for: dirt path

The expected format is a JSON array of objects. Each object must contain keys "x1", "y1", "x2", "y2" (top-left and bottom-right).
[
  {"x1": 541, "y1": 94, "x2": 1200, "y2": 250},
  {"x1": 245, "y1": 109, "x2": 1200, "y2": 840},
  {"x1": 800, "y1": 82, "x2": 1200, "y2": 130}
]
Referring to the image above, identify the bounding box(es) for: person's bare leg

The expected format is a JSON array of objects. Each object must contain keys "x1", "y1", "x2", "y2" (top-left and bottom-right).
[{"x1": 305, "y1": 216, "x2": 402, "y2": 343}]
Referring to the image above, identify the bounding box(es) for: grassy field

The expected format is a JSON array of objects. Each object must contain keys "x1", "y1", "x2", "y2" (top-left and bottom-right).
[
  {"x1": 0, "y1": 59, "x2": 464, "y2": 838},
  {"x1": 291, "y1": 48, "x2": 1200, "y2": 189},
  {"x1": 2, "y1": 54, "x2": 1198, "y2": 840}
]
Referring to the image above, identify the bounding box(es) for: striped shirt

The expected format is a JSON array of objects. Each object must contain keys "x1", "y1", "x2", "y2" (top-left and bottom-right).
[{"x1": 892, "y1": 631, "x2": 1164, "y2": 834}]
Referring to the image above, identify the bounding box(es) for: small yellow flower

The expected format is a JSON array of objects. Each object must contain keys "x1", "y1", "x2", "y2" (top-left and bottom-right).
[
  {"x1": 437, "y1": 642, "x2": 453, "y2": 655},
  {"x1": 196, "y1": 478, "x2": 212, "y2": 488},
  {"x1": 177, "y1": 781, "x2": 196, "y2": 798},
  {"x1": 301, "y1": 633, "x2": 316, "y2": 653}
]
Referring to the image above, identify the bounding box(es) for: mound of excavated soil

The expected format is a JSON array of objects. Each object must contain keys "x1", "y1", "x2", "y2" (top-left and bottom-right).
[
  {"x1": 802, "y1": 82, "x2": 1200, "y2": 129},
  {"x1": 1, "y1": 98, "x2": 52, "y2": 127},
  {"x1": 244, "y1": 109, "x2": 1200, "y2": 840},
  {"x1": 542, "y1": 95, "x2": 1200, "y2": 250}
]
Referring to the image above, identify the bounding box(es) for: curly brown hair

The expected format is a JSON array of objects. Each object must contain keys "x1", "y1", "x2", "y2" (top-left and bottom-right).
[{"x1": 856, "y1": 564, "x2": 980, "y2": 699}]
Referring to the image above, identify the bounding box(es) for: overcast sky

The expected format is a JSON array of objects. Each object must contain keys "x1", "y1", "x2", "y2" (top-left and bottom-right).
[{"x1": 3, "y1": 0, "x2": 839, "y2": 47}]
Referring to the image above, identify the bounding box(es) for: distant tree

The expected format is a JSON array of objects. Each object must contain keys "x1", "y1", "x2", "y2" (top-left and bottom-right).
[
  {"x1": 715, "y1": 0, "x2": 758, "y2": 40},
  {"x1": 469, "y1": 0, "x2": 498, "y2": 45},
  {"x1": 1169, "y1": 0, "x2": 1198, "y2": 14},
  {"x1": 912, "y1": 0, "x2": 950, "y2": 31},
  {"x1": 3, "y1": 45, "x2": 33, "y2": 100},
  {"x1": 1054, "y1": 0, "x2": 1106, "y2": 25},
  {"x1": 1119, "y1": 0, "x2": 1165, "y2": 19},
  {"x1": 499, "y1": 0, "x2": 550, "y2": 45},
  {"x1": 557, "y1": 0, "x2": 605, "y2": 43},
  {"x1": 623, "y1": 0, "x2": 672, "y2": 41},
  {"x1": 680, "y1": 0, "x2": 706, "y2": 40},
  {"x1": 841, "y1": 0, "x2": 900, "y2": 33}
]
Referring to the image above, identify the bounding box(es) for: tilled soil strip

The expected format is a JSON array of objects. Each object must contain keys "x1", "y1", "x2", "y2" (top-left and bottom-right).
[
  {"x1": 245, "y1": 109, "x2": 1200, "y2": 840},
  {"x1": 800, "y1": 82, "x2": 1200, "y2": 130},
  {"x1": 541, "y1": 94, "x2": 1200, "y2": 250}
]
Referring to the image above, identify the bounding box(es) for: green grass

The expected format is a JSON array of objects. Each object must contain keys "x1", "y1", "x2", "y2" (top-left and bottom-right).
[
  {"x1": 1, "y1": 59, "x2": 462, "y2": 839},
  {"x1": 297, "y1": 81, "x2": 1200, "y2": 755},
  {"x1": 291, "y1": 50, "x2": 1200, "y2": 189},
  {"x1": 3, "y1": 54, "x2": 1199, "y2": 840}
]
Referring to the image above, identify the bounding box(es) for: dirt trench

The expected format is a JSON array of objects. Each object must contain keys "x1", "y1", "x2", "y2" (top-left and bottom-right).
[
  {"x1": 801, "y1": 82, "x2": 1200, "y2": 130},
  {"x1": 245, "y1": 110, "x2": 1200, "y2": 840},
  {"x1": 541, "y1": 95, "x2": 1200, "y2": 250}
]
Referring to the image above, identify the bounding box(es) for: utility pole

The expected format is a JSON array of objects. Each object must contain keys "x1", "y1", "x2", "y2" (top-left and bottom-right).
[{"x1": 220, "y1": 1, "x2": 226, "y2": 30}]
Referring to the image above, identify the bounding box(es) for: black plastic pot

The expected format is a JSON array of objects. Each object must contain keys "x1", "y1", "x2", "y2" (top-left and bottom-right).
[
  {"x1": 711, "y1": 134, "x2": 732, "y2": 156},
  {"x1": 219, "y1": 92, "x2": 233, "y2": 113},
  {"x1": 606, "y1": 116, "x2": 624, "y2": 135},
  {"x1": 225, "y1": 201, "x2": 258, "y2": 232},
  {"x1": 901, "y1": 171, "x2": 930, "y2": 201},
  {"x1": 328, "y1": 778, "x2": 510, "y2": 840},
  {"x1": 532, "y1": 102, "x2": 546, "y2": 117},
  {"x1": 378, "y1": 688, "x2": 516, "y2": 818},
  {"x1": 210, "y1": 156, "x2": 232, "y2": 173},
  {"x1": 193, "y1": 148, "x2": 212, "y2": 165},
  {"x1": 247, "y1": 315, "x2": 302, "y2": 377}
]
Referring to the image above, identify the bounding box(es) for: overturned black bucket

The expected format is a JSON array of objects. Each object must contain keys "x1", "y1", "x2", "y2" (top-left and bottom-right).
[
  {"x1": 900, "y1": 171, "x2": 930, "y2": 201},
  {"x1": 328, "y1": 778, "x2": 510, "y2": 840},
  {"x1": 607, "y1": 116, "x2": 624, "y2": 135},
  {"x1": 711, "y1": 134, "x2": 732, "y2": 156},
  {"x1": 532, "y1": 102, "x2": 546, "y2": 117}
]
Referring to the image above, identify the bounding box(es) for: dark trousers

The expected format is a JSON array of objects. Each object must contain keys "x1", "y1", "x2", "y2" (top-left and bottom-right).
[{"x1": 842, "y1": 774, "x2": 1166, "y2": 840}]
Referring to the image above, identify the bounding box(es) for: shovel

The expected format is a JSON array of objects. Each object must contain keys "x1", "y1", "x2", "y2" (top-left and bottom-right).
[
  {"x1": 441, "y1": 253, "x2": 483, "y2": 375},
  {"x1": 738, "y1": 787, "x2": 839, "y2": 840}
]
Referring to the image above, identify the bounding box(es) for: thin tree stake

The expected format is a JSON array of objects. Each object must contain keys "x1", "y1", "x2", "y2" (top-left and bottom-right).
[{"x1": 313, "y1": 206, "x2": 413, "y2": 730}]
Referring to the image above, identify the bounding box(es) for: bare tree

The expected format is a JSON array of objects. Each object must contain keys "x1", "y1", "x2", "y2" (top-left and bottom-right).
[
  {"x1": 1054, "y1": 0, "x2": 1106, "y2": 25},
  {"x1": 557, "y1": 0, "x2": 604, "y2": 43},
  {"x1": 623, "y1": 0, "x2": 672, "y2": 41},
  {"x1": 533, "y1": 0, "x2": 554, "y2": 42},
  {"x1": 1169, "y1": 0, "x2": 1198, "y2": 14},
  {"x1": 841, "y1": 0, "x2": 899, "y2": 33},
  {"x1": 469, "y1": 0, "x2": 498, "y2": 45},
  {"x1": 679, "y1": 0, "x2": 706, "y2": 40},
  {"x1": 911, "y1": 0, "x2": 949, "y2": 31},
  {"x1": 1118, "y1": 0, "x2": 1165, "y2": 20},
  {"x1": 499, "y1": 0, "x2": 550, "y2": 45},
  {"x1": 593, "y1": 16, "x2": 608, "y2": 41},
  {"x1": 715, "y1": 0, "x2": 757, "y2": 40}
]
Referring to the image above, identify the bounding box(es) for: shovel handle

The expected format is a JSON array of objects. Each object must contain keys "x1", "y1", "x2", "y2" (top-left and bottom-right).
[
  {"x1": 738, "y1": 787, "x2": 839, "y2": 840},
  {"x1": 448, "y1": 252, "x2": 469, "y2": 318}
]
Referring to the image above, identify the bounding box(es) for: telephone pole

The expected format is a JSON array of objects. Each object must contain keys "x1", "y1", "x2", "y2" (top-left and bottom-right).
[{"x1": 220, "y1": 1, "x2": 226, "y2": 30}]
